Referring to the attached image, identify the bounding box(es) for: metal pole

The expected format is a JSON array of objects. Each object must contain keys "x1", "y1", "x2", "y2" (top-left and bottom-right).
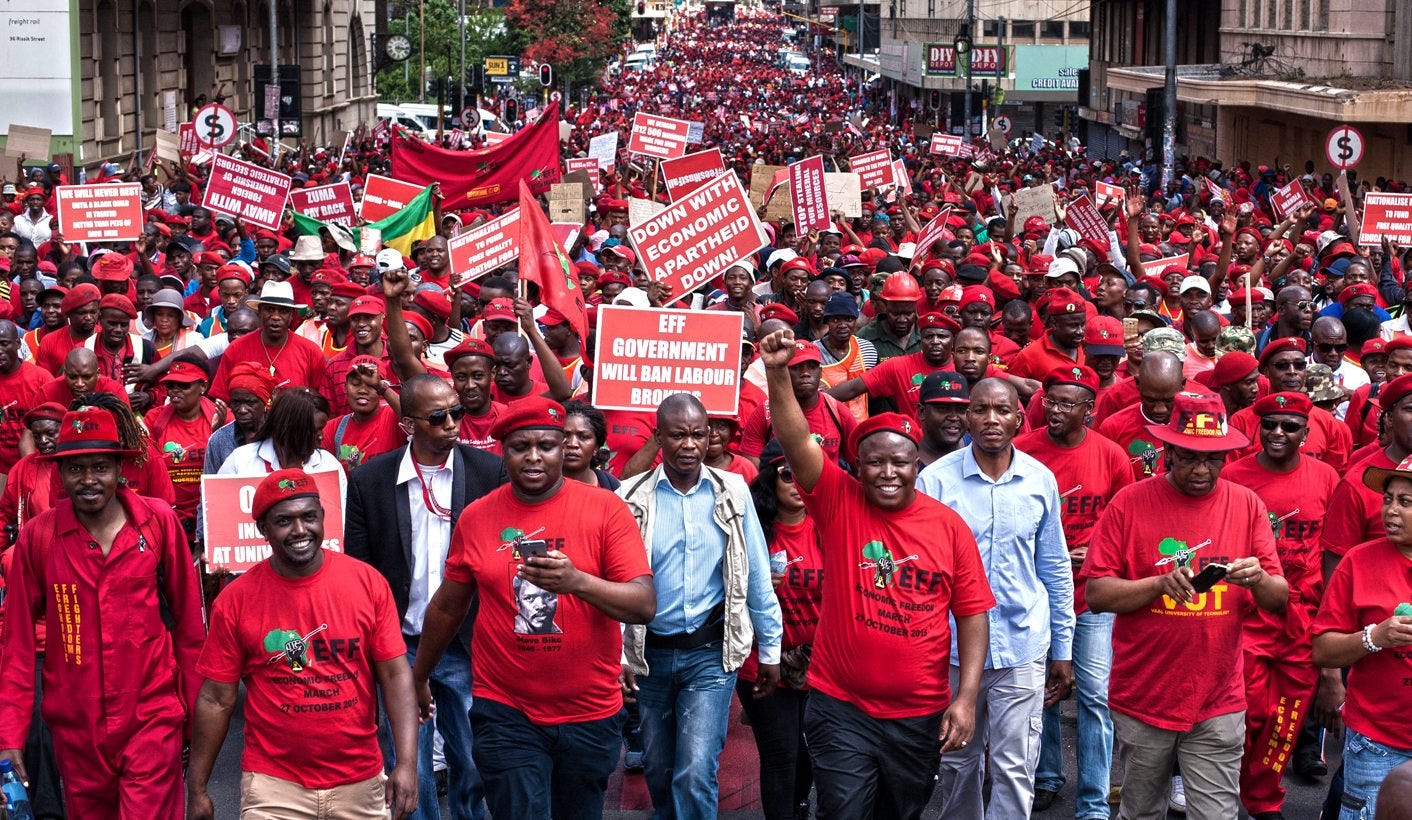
[
  {"x1": 404, "y1": 11, "x2": 410, "y2": 89},
  {"x1": 1161, "y1": 0, "x2": 1176, "y2": 188},
  {"x1": 419, "y1": 0, "x2": 426, "y2": 103},
  {"x1": 132, "y1": 0, "x2": 143, "y2": 154},
  {"x1": 270, "y1": 0, "x2": 279, "y2": 138},
  {"x1": 857, "y1": 0, "x2": 863, "y2": 101},
  {"x1": 458, "y1": 0, "x2": 467, "y2": 118},
  {"x1": 963, "y1": 0, "x2": 974, "y2": 140}
]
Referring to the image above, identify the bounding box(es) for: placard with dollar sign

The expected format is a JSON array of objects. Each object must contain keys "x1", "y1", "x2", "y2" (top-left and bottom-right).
[
  {"x1": 193, "y1": 102, "x2": 237, "y2": 149},
  {"x1": 1324, "y1": 124, "x2": 1364, "y2": 171}
]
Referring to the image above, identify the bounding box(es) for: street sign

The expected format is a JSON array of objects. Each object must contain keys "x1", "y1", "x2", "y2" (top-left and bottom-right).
[
  {"x1": 485, "y1": 55, "x2": 520, "y2": 84},
  {"x1": 461, "y1": 107, "x2": 475, "y2": 126},
  {"x1": 550, "y1": 91, "x2": 562, "y2": 103},
  {"x1": 1325, "y1": 125, "x2": 1364, "y2": 171},
  {"x1": 193, "y1": 102, "x2": 236, "y2": 148},
  {"x1": 993, "y1": 115, "x2": 1012, "y2": 135}
]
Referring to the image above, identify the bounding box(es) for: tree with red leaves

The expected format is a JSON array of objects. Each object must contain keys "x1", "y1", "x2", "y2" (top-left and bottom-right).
[{"x1": 505, "y1": 0, "x2": 630, "y2": 89}]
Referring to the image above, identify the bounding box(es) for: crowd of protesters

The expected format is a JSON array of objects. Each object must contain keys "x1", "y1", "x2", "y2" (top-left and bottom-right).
[{"x1": 1, "y1": 3, "x2": 1412, "y2": 820}]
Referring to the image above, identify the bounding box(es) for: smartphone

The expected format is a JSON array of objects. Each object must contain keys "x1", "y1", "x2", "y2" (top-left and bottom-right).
[
  {"x1": 1122, "y1": 317, "x2": 1139, "y2": 345},
  {"x1": 518, "y1": 539, "x2": 549, "y2": 559},
  {"x1": 1190, "y1": 562, "x2": 1228, "y2": 594}
]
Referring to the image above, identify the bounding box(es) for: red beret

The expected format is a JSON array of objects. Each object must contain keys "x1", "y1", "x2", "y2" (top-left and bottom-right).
[
  {"x1": 1380, "y1": 373, "x2": 1412, "y2": 412},
  {"x1": 413, "y1": 289, "x2": 453, "y2": 320},
  {"x1": 1338, "y1": 283, "x2": 1378, "y2": 306},
  {"x1": 403, "y1": 311, "x2": 434, "y2": 340},
  {"x1": 846, "y1": 412, "x2": 919, "y2": 462},
  {"x1": 787, "y1": 340, "x2": 822, "y2": 366},
  {"x1": 597, "y1": 270, "x2": 633, "y2": 288},
  {"x1": 22, "y1": 402, "x2": 67, "y2": 427},
  {"x1": 252, "y1": 468, "x2": 323, "y2": 522},
  {"x1": 1203, "y1": 351, "x2": 1260, "y2": 388},
  {"x1": 1044, "y1": 365, "x2": 1100, "y2": 395},
  {"x1": 1046, "y1": 287, "x2": 1086, "y2": 316},
  {"x1": 444, "y1": 339, "x2": 495, "y2": 368},
  {"x1": 918, "y1": 312, "x2": 962, "y2": 334},
  {"x1": 330, "y1": 281, "x2": 367, "y2": 299},
  {"x1": 959, "y1": 285, "x2": 994, "y2": 310},
  {"x1": 1384, "y1": 336, "x2": 1412, "y2": 355},
  {"x1": 216, "y1": 263, "x2": 253, "y2": 286},
  {"x1": 761, "y1": 303, "x2": 800, "y2": 325},
  {"x1": 489, "y1": 396, "x2": 566, "y2": 440},
  {"x1": 987, "y1": 270, "x2": 1021, "y2": 302},
  {"x1": 1258, "y1": 337, "x2": 1307, "y2": 367},
  {"x1": 98, "y1": 293, "x2": 137, "y2": 319},
  {"x1": 60, "y1": 283, "x2": 101, "y2": 313},
  {"x1": 1251, "y1": 391, "x2": 1312, "y2": 418}
]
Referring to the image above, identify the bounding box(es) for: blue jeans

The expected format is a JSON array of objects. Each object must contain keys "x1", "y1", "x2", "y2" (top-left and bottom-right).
[
  {"x1": 1340, "y1": 729, "x2": 1412, "y2": 819},
  {"x1": 1036, "y1": 610, "x2": 1114, "y2": 819},
  {"x1": 637, "y1": 642, "x2": 738, "y2": 820},
  {"x1": 386, "y1": 636, "x2": 485, "y2": 820}
]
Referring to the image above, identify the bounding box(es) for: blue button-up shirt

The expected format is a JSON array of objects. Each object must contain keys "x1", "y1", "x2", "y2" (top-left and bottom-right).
[
  {"x1": 916, "y1": 446, "x2": 1075, "y2": 668},
  {"x1": 647, "y1": 472, "x2": 783, "y2": 664}
]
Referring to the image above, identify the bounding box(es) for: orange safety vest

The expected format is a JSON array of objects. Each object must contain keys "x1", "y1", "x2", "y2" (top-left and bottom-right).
[{"x1": 819, "y1": 337, "x2": 869, "y2": 421}]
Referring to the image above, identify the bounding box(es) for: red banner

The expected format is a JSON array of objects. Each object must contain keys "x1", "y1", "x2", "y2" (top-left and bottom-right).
[
  {"x1": 592, "y1": 306, "x2": 744, "y2": 414},
  {"x1": 850, "y1": 149, "x2": 893, "y2": 191},
  {"x1": 892, "y1": 159, "x2": 912, "y2": 194},
  {"x1": 789, "y1": 155, "x2": 831, "y2": 232},
  {"x1": 660, "y1": 149, "x2": 726, "y2": 200},
  {"x1": 627, "y1": 172, "x2": 767, "y2": 305},
  {"x1": 929, "y1": 133, "x2": 964, "y2": 156},
  {"x1": 288, "y1": 181, "x2": 356, "y2": 225},
  {"x1": 1360, "y1": 193, "x2": 1412, "y2": 246},
  {"x1": 913, "y1": 207, "x2": 953, "y2": 259},
  {"x1": 200, "y1": 470, "x2": 345, "y2": 574},
  {"x1": 179, "y1": 123, "x2": 197, "y2": 155},
  {"x1": 1141, "y1": 254, "x2": 1190, "y2": 278},
  {"x1": 627, "y1": 112, "x2": 692, "y2": 160},
  {"x1": 1063, "y1": 193, "x2": 1109, "y2": 247},
  {"x1": 360, "y1": 174, "x2": 429, "y2": 222},
  {"x1": 202, "y1": 154, "x2": 291, "y2": 232},
  {"x1": 1271, "y1": 179, "x2": 1314, "y2": 219},
  {"x1": 390, "y1": 101, "x2": 563, "y2": 209},
  {"x1": 926, "y1": 43, "x2": 958, "y2": 74},
  {"x1": 448, "y1": 208, "x2": 521, "y2": 287},
  {"x1": 55, "y1": 183, "x2": 143, "y2": 242}
]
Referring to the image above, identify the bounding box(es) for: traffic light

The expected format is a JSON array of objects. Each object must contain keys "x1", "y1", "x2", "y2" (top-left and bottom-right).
[
  {"x1": 637, "y1": 1, "x2": 645, "y2": 13},
  {"x1": 538, "y1": 64, "x2": 553, "y2": 88},
  {"x1": 504, "y1": 98, "x2": 518, "y2": 123}
]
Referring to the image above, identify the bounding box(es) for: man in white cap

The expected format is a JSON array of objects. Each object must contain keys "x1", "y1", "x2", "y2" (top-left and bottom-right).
[{"x1": 208, "y1": 280, "x2": 329, "y2": 399}]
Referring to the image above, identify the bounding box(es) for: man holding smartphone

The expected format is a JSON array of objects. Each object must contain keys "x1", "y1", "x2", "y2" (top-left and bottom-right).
[{"x1": 1083, "y1": 391, "x2": 1289, "y2": 820}]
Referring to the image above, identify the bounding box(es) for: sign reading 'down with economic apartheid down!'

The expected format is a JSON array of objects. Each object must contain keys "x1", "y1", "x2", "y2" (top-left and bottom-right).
[
  {"x1": 627, "y1": 112, "x2": 692, "y2": 160},
  {"x1": 200, "y1": 471, "x2": 345, "y2": 573},
  {"x1": 288, "y1": 181, "x2": 357, "y2": 226},
  {"x1": 627, "y1": 171, "x2": 768, "y2": 306},
  {"x1": 359, "y1": 174, "x2": 427, "y2": 222},
  {"x1": 55, "y1": 183, "x2": 144, "y2": 242},
  {"x1": 201, "y1": 154, "x2": 292, "y2": 232},
  {"x1": 592, "y1": 305, "x2": 744, "y2": 414},
  {"x1": 448, "y1": 208, "x2": 521, "y2": 287}
]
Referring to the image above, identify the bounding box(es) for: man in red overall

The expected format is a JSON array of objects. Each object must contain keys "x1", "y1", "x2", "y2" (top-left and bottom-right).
[{"x1": 0, "y1": 405, "x2": 206, "y2": 818}]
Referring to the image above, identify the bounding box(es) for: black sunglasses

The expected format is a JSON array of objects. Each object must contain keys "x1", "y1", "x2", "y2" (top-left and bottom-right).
[
  {"x1": 407, "y1": 405, "x2": 466, "y2": 426},
  {"x1": 1315, "y1": 342, "x2": 1348, "y2": 353},
  {"x1": 1260, "y1": 418, "x2": 1305, "y2": 433}
]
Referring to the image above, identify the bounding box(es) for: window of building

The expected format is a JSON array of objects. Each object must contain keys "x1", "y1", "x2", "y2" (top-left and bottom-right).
[
  {"x1": 97, "y1": 0, "x2": 120, "y2": 141},
  {"x1": 141, "y1": 0, "x2": 158, "y2": 127},
  {"x1": 1238, "y1": 0, "x2": 1248, "y2": 26},
  {"x1": 1315, "y1": 0, "x2": 1328, "y2": 30},
  {"x1": 1266, "y1": 0, "x2": 1276, "y2": 28},
  {"x1": 982, "y1": 19, "x2": 1002, "y2": 37},
  {"x1": 323, "y1": 3, "x2": 335, "y2": 96},
  {"x1": 347, "y1": 16, "x2": 364, "y2": 97},
  {"x1": 1011, "y1": 20, "x2": 1035, "y2": 40},
  {"x1": 1041, "y1": 20, "x2": 1064, "y2": 39},
  {"x1": 1069, "y1": 21, "x2": 1090, "y2": 39}
]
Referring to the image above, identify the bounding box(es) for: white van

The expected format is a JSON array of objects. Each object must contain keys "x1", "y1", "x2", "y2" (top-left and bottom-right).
[
  {"x1": 785, "y1": 53, "x2": 810, "y2": 75},
  {"x1": 376, "y1": 103, "x2": 509, "y2": 136}
]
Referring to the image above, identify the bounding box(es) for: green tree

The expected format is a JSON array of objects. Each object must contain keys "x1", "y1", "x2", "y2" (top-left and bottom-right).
[
  {"x1": 375, "y1": 0, "x2": 528, "y2": 104},
  {"x1": 504, "y1": 0, "x2": 629, "y2": 92}
]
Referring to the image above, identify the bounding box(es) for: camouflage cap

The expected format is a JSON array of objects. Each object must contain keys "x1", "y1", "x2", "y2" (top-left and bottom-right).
[
  {"x1": 1216, "y1": 325, "x2": 1257, "y2": 355},
  {"x1": 1140, "y1": 327, "x2": 1187, "y2": 361},
  {"x1": 1304, "y1": 363, "x2": 1345, "y2": 403}
]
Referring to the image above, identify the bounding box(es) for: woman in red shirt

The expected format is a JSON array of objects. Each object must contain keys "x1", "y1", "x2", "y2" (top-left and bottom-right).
[
  {"x1": 740, "y1": 440, "x2": 823, "y2": 820},
  {"x1": 1313, "y1": 456, "x2": 1412, "y2": 818},
  {"x1": 320, "y1": 357, "x2": 406, "y2": 473},
  {"x1": 146, "y1": 361, "x2": 222, "y2": 540}
]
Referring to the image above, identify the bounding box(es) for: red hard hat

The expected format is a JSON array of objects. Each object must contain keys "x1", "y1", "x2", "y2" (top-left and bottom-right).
[{"x1": 879, "y1": 272, "x2": 922, "y2": 301}]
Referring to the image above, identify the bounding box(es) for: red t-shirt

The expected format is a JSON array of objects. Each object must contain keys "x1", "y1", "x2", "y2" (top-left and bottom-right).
[
  {"x1": 37, "y1": 375, "x2": 131, "y2": 408},
  {"x1": 146, "y1": 400, "x2": 216, "y2": 523},
  {"x1": 1022, "y1": 380, "x2": 1118, "y2": 431},
  {"x1": 1322, "y1": 449, "x2": 1395, "y2": 557},
  {"x1": 1014, "y1": 428, "x2": 1134, "y2": 613},
  {"x1": 34, "y1": 327, "x2": 90, "y2": 375},
  {"x1": 602, "y1": 408, "x2": 655, "y2": 476},
  {"x1": 209, "y1": 332, "x2": 329, "y2": 400},
  {"x1": 1006, "y1": 333, "x2": 1083, "y2": 382},
  {"x1": 1222, "y1": 454, "x2": 1339, "y2": 659},
  {"x1": 1313, "y1": 537, "x2": 1412, "y2": 749},
  {"x1": 860, "y1": 351, "x2": 950, "y2": 421},
  {"x1": 1096, "y1": 403, "x2": 1167, "y2": 483},
  {"x1": 0, "y1": 362, "x2": 51, "y2": 473},
  {"x1": 741, "y1": 394, "x2": 858, "y2": 467},
  {"x1": 797, "y1": 459, "x2": 995, "y2": 719},
  {"x1": 196, "y1": 551, "x2": 406, "y2": 789},
  {"x1": 1343, "y1": 383, "x2": 1381, "y2": 450},
  {"x1": 738, "y1": 380, "x2": 766, "y2": 430},
  {"x1": 740, "y1": 516, "x2": 824, "y2": 685},
  {"x1": 1081, "y1": 477, "x2": 1282, "y2": 731},
  {"x1": 443, "y1": 480, "x2": 651, "y2": 724},
  {"x1": 1227, "y1": 405, "x2": 1352, "y2": 473},
  {"x1": 458, "y1": 402, "x2": 506, "y2": 454},
  {"x1": 1093, "y1": 375, "x2": 1205, "y2": 424},
  {"x1": 321, "y1": 405, "x2": 406, "y2": 473}
]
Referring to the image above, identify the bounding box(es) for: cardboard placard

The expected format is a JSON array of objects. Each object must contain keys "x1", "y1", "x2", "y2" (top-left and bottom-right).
[
  {"x1": 627, "y1": 112, "x2": 692, "y2": 160},
  {"x1": 202, "y1": 154, "x2": 292, "y2": 232},
  {"x1": 1063, "y1": 194, "x2": 1109, "y2": 247},
  {"x1": 288, "y1": 181, "x2": 357, "y2": 226},
  {"x1": 660, "y1": 149, "x2": 726, "y2": 201},
  {"x1": 1140, "y1": 254, "x2": 1190, "y2": 278},
  {"x1": 592, "y1": 306, "x2": 744, "y2": 414},
  {"x1": 1271, "y1": 179, "x2": 1315, "y2": 220},
  {"x1": 789, "y1": 155, "x2": 831, "y2": 232},
  {"x1": 749, "y1": 164, "x2": 787, "y2": 208},
  {"x1": 1095, "y1": 181, "x2": 1124, "y2": 208},
  {"x1": 1360, "y1": 193, "x2": 1412, "y2": 247},
  {"x1": 547, "y1": 182, "x2": 588, "y2": 225},
  {"x1": 627, "y1": 172, "x2": 767, "y2": 304},
  {"x1": 1008, "y1": 184, "x2": 1057, "y2": 230},
  {"x1": 929, "y1": 133, "x2": 964, "y2": 156},
  {"x1": 588, "y1": 132, "x2": 618, "y2": 170},
  {"x1": 849, "y1": 149, "x2": 893, "y2": 191},
  {"x1": 360, "y1": 174, "x2": 426, "y2": 222},
  {"x1": 448, "y1": 208, "x2": 521, "y2": 287},
  {"x1": 200, "y1": 470, "x2": 345, "y2": 574},
  {"x1": 823, "y1": 172, "x2": 862, "y2": 219},
  {"x1": 4, "y1": 124, "x2": 51, "y2": 160},
  {"x1": 54, "y1": 183, "x2": 144, "y2": 242},
  {"x1": 628, "y1": 197, "x2": 667, "y2": 227},
  {"x1": 154, "y1": 130, "x2": 182, "y2": 163}
]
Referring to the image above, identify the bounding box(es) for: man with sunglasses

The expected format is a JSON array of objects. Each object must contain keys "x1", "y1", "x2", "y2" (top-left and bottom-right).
[
  {"x1": 1310, "y1": 315, "x2": 1368, "y2": 398},
  {"x1": 1254, "y1": 285, "x2": 1314, "y2": 356},
  {"x1": 1083, "y1": 391, "x2": 1288, "y2": 820},
  {"x1": 1222, "y1": 392, "x2": 1340, "y2": 820},
  {"x1": 1226, "y1": 338, "x2": 1352, "y2": 471},
  {"x1": 1015, "y1": 366, "x2": 1133, "y2": 818},
  {"x1": 345, "y1": 374, "x2": 509, "y2": 820}
]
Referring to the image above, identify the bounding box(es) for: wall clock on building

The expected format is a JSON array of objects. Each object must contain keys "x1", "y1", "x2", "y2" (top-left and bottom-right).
[{"x1": 384, "y1": 34, "x2": 413, "y2": 62}]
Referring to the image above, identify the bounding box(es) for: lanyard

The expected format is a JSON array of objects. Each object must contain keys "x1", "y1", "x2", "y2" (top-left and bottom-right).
[{"x1": 414, "y1": 460, "x2": 452, "y2": 521}]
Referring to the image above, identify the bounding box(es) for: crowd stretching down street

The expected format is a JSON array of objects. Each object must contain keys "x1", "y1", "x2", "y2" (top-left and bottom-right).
[{"x1": 1, "y1": 2, "x2": 1412, "y2": 819}]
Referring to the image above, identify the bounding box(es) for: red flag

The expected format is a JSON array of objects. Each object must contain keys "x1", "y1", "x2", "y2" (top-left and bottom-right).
[
  {"x1": 390, "y1": 101, "x2": 563, "y2": 209},
  {"x1": 517, "y1": 180, "x2": 588, "y2": 343}
]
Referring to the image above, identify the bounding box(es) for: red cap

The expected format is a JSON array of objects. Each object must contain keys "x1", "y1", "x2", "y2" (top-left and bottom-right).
[
  {"x1": 760, "y1": 303, "x2": 800, "y2": 324},
  {"x1": 787, "y1": 340, "x2": 823, "y2": 367},
  {"x1": 347, "y1": 295, "x2": 385, "y2": 318},
  {"x1": 161, "y1": 360, "x2": 210, "y2": 385},
  {"x1": 1362, "y1": 338, "x2": 1390, "y2": 357},
  {"x1": 60, "y1": 283, "x2": 101, "y2": 313},
  {"x1": 349, "y1": 254, "x2": 377, "y2": 268},
  {"x1": 1043, "y1": 365, "x2": 1100, "y2": 395},
  {"x1": 90, "y1": 253, "x2": 134, "y2": 282},
  {"x1": 403, "y1": 311, "x2": 434, "y2": 340},
  {"x1": 1144, "y1": 391, "x2": 1251, "y2": 452},
  {"x1": 539, "y1": 307, "x2": 570, "y2": 327},
  {"x1": 42, "y1": 407, "x2": 138, "y2": 460},
  {"x1": 1251, "y1": 391, "x2": 1312, "y2": 418},
  {"x1": 1258, "y1": 336, "x2": 1308, "y2": 367},
  {"x1": 847, "y1": 412, "x2": 920, "y2": 462},
  {"x1": 308, "y1": 268, "x2": 343, "y2": 287},
  {"x1": 1338, "y1": 283, "x2": 1378, "y2": 306},
  {"x1": 602, "y1": 245, "x2": 636, "y2": 265},
  {"x1": 444, "y1": 338, "x2": 495, "y2": 368},
  {"x1": 489, "y1": 396, "x2": 566, "y2": 440},
  {"x1": 781, "y1": 257, "x2": 814, "y2": 276},
  {"x1": 1083, "y1": 316, "x2": 1124, "y2": 355},
  {"x1": 918, "y1": 312, "x2": 962, "y2": 334},
  {"x1": 482, "y1": 298, "x2": 517, "y2": 323},
  {"x1": 98, "y1": 293, "x2": 137, "y2": 319},
  {"x1": 251, "y1": 468, "x2": 323, "y2": 522}
]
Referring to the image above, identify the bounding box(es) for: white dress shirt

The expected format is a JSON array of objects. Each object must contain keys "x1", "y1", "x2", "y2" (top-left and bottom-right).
[{"x1": 397, "y1": 447, "x2": 454, "y2": 635}]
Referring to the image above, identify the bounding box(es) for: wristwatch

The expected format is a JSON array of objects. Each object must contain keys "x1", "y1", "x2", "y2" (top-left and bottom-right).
[{"x1": 1362, "y1": 624, "x2": 1383, "y2": 654}]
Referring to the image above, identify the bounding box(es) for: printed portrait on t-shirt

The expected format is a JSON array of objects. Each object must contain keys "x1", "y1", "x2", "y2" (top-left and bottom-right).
[{"x1": 512, "y1": 575, "x2": 561, "y2": 635}]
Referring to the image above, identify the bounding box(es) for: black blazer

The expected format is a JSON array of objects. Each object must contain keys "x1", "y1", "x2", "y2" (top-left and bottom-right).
[{"x1": 345, "y1": 444, "x2": 508, "y2": 647}]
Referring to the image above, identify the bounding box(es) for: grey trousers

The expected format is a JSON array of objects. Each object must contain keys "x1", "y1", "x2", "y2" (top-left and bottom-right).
[
  {"x1": 1113, "y1": 710, "x2": 1245, "y2": 820},
  {"x1": 936, "y1": 657, "x2": 1047, "y2": 820}
]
